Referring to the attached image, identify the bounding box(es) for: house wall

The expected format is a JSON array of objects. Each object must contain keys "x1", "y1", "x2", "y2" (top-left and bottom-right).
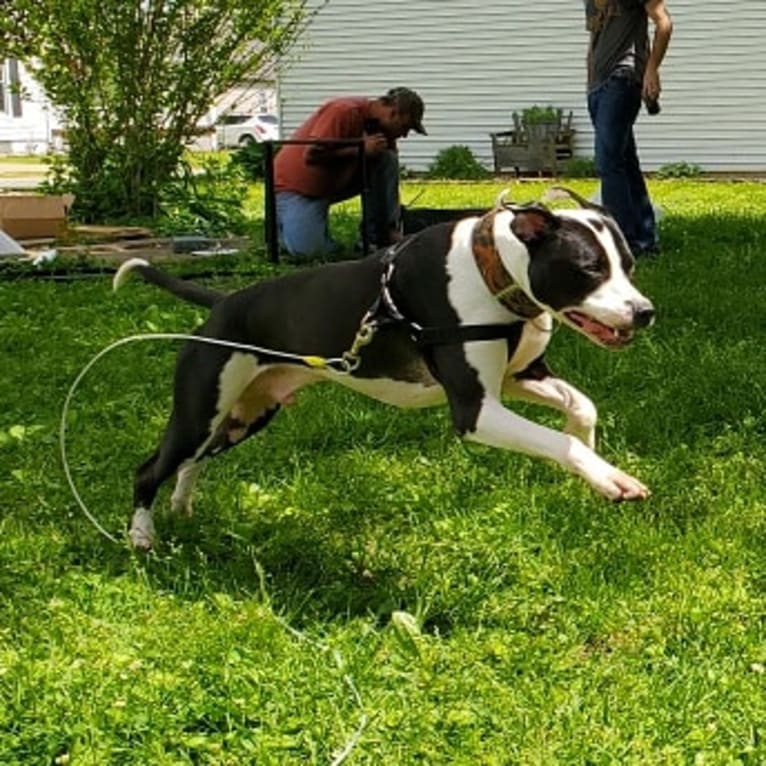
[
  {"x1": 0, "y1": 60, "x2": 62, "y2": 154},
  {"x1": 278, "y1": 0, "x2": 766, "y2": 173}
]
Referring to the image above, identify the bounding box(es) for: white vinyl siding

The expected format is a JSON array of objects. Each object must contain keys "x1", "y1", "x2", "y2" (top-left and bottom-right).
[
  {"x1": 0, "y1": 59, "x2": 61, "y2": 152},
  {"x1": 279, "y1": 0, "x2": 766, "y2": 173}
]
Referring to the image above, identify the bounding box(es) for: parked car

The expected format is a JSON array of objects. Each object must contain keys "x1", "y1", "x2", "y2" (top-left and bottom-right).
[{"x1": 215, "y1": 113, "x2": 279, "y2": 147}]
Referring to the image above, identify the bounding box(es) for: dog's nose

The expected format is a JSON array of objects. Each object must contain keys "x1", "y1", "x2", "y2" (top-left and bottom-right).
[{"x1": 632, "y1": 301, "x2": 655, "y2": 328}]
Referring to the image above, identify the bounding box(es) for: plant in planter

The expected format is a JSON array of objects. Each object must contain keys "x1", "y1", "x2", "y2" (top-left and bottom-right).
[
  {"x1": 521, "y1": 105, "x2": 560, "y2": 125},
  {"x1": 517, "y1": 105, "x2": 562, "y2": 141}
]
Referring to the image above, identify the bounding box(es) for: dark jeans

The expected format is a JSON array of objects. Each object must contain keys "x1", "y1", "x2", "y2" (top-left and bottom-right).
[
  {"x1": 362, "y1": 149, "x2": 401, "y2": 246},
  {"x1": 588, "y1": 74, "x2": 657, "y2": 253}
]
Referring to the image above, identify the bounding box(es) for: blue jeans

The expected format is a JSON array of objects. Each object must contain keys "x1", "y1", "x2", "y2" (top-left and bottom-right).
[
  {"x1": 276, "y1": 149, "x2": 400, "y2": 261},
  {"x1": 588, "y1": 74, "x2": 657, "y2": 253},
  {"x1": 276, "y1": 193, "x2": 339, "y2": 261}
]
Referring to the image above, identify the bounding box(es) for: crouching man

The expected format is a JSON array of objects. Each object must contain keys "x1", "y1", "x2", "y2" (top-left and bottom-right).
[{"x1": 274, "y1": 86, "x2": 427, "y2": 261}]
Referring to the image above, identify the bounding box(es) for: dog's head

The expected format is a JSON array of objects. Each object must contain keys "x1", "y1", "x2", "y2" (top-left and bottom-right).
[{"x1": 492, "y1": 189, "x2": 655, "y2": 349}]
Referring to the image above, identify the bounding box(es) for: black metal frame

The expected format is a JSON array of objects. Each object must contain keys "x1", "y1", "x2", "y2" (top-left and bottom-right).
[{"x1": 263, "y1": 139, "x2": 369, "y2": 263}]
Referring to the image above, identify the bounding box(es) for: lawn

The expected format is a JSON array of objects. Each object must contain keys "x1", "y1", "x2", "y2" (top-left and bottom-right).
[{"x1": 1, "y1": 178, "x2": 766, "y2": 764}]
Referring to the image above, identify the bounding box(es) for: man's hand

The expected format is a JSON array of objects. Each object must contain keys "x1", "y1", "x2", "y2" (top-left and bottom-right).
[
  {"x1": 364, "y1": 132, "x2": 389, "y2": 157},
  {"x1": 642, "y1": 67, "x2": 661, "y2": 103}
]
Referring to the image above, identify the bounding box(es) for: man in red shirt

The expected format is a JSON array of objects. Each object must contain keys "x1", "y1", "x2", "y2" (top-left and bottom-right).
[{"x1": 274, "y1": 87, "x2": 427, "y2": 261}]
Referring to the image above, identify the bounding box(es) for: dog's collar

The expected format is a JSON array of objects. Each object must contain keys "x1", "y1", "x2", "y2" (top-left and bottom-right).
[{"x1": 471, "y1": 212, "x2": 543, "y2": 320}]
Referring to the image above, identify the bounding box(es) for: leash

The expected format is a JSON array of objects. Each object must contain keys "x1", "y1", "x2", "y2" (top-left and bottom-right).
[
  {"x1": 61, "y1": 331, "x2": 369, "y2": 764},
  {"x1": 60, "y1": 332, "x2": 362, "y2": 545}
]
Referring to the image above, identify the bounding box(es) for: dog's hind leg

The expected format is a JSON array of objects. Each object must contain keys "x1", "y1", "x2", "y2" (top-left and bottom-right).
[
  {"x1": 131, "y1": 403, "x2": 282, "y2": 548},
  {"x1": 503, "y1": 363, "x2": 598, "y2": 449},
  {"x1": 170, "y1": 461, "x2": 204, "y2": 516},
  {"x1": 129, "y1": 345, "x2": 244, "y2": 549},
  {"x1": 130, "y1": 412, "x2": 206, "y2": 549},
  {"x1": 130, "y1": 361, "x2": 317, "y2": 549},
  {"x1": 167, "y1": 399, "x2": 282, "y2": 517}
]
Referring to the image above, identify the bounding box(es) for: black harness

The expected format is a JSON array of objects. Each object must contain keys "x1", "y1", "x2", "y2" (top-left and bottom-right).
[{"x1": 366, "y1": 241, "x2": 538, "y2": 349}]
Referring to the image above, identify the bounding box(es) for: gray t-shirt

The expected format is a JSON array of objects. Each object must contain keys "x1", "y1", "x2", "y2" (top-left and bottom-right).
[{"x1": 585, "y1": 0, "x2": 650, "y2": 91}]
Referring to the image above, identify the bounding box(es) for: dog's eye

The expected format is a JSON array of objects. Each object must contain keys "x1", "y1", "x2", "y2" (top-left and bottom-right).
[{"x1": 583, "y1": 261, "x2": 604, "y2": 276}]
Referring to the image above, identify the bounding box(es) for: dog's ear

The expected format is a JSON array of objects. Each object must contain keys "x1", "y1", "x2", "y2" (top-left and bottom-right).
[{"x1": 509, "y1": 205, "x2": 559, "y2": 244}]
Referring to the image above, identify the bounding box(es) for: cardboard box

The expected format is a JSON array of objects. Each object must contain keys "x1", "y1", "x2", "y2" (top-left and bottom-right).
[{"x1": 0, "y1": 193, "x2": 74, "y2": 239}]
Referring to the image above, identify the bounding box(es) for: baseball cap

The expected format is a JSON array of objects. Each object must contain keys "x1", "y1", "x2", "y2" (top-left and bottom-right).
[{"x1": 386, "y1": 87, "x2": 427, "y2": 135}]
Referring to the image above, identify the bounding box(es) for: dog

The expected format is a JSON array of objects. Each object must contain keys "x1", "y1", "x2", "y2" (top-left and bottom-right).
[{"x1": 113, "y1": 188, "x2": 655, "y2": 550}]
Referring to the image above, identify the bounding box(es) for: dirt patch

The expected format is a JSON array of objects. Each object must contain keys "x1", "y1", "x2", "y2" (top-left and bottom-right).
[{"x1": 15, "y1": 225, "x2": 251, "y2": 265}]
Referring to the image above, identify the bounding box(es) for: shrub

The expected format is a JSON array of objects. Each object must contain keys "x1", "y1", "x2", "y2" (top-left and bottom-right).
[
  {"x1": 2, "y1": 0, "x2": 309, "y2": 223},
  {"x1": 231, "y1": 140, "x2": 268, "y2": 180},
  {"x1": 426, "y1": 145, "x2": 490, "y2": 181},
  {"x1": 155, "y1": 155, "x2": 250, "y2": 237},
  {"x1": 655, "y1": 161, "x2": 703, "y2": 179},
  {"x1": 563, "y1": 156, "x2": 597, "y2": 178}
]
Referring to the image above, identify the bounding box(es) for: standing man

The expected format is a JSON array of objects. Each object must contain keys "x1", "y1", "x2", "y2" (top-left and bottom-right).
[
  {"x1": 274, "y1": 87, "x2": 427, "y2": 262},
  {"x1": 585, "y1": 0, "x2": 673, "y2": 257}
]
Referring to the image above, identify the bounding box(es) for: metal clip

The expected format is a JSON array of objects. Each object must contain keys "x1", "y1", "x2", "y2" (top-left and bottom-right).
[{"x1": 339, "y1": 318, "x2": 378, "y2": 373}]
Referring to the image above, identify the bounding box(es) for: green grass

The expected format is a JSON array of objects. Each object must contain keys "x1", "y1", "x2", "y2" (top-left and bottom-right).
[{"x1": 2, "y1": 179, "x2": 766, "y2": 764}]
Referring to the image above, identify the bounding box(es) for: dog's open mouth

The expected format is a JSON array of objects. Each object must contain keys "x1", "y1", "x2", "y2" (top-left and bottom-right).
[{"x1": 564, "y1": 310, "x2": 634, "y2": 348}]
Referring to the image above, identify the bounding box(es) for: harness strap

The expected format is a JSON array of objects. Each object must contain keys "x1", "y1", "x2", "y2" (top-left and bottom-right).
[
  {"x1": 367, "y1": 240, "x2": 530, "y2": 350},
  {"x1": 413, "y1": 323, "x2": 521, "y2": 347}
]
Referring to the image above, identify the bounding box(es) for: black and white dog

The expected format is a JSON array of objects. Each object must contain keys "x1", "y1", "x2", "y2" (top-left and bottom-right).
[{"x1": 114, "y1": 189, "x2": 655, "y2": 550}]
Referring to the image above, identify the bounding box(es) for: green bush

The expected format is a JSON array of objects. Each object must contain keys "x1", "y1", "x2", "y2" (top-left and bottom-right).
[
  {"x1": 231, "y1": 140, "x2": 268, "y2": 180},
  {"x1": 426, "y1": 145, "x2": 490, "y2": 180},
  {"x1": 563, "y1": 155, "x2": 598, "y2": 178},
  {"x1": 2, "y1": 0, "x2": 309, "y2": 223},
  {"x1": 656, "y1": 161, "x2": 703, "y2": 179},
  {"x1": 155, "y1": 155, "x2": 250, "y2": 237}
]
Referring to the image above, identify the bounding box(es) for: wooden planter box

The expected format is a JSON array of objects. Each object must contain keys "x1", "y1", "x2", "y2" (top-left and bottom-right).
[{"x1": 490, "y1": 111, "x2": 575, "y2": 175}]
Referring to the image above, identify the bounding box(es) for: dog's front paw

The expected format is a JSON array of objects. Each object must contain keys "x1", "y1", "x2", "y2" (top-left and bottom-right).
[
  {"x1": 600, "y1": 468, "x2": 650, "y2": 501},
  {"x1": 568, "y1": 440, "x2": 649, "y2": 501}
]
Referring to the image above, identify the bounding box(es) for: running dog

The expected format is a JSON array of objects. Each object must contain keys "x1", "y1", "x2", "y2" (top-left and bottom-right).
[{"x1": 113, "y1": 188, "x2": 655, "y2": 549}]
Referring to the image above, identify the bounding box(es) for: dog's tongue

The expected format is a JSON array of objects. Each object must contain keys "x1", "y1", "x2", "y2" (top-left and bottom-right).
[
  {"x1": 567, "y1": 311, "x2": 621, "y2": 345},
  {"x1": 578, "y1": 314, "x2": 614, "y2": 342}
]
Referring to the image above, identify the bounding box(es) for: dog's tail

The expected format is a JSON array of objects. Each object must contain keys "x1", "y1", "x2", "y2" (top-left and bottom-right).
[{"x1": 113, "y1": 258, "x2": 224, "y2": 309}]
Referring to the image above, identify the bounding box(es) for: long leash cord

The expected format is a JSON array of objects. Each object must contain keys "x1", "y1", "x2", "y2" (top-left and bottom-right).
[
  {"x1": 60, "y1": 331, "x2": 369, "y2": 764},
  {"x1": 61, "y1": 331, "x2": 354, "y2": 544}
]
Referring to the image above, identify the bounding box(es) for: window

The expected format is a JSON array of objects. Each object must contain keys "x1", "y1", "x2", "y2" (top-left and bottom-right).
[
  {"x1": 0, "y1": 59, "x2": 23, "y2": 117},
  {"x1": 0, "y1": 60, "x2": 6, "y2": 114},
  {"x1": 216, "y1": 114, "x2": 251, "y2": 126}
]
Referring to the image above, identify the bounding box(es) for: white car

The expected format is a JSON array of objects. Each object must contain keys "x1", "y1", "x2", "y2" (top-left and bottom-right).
[{"x1": 215, "y1": 113, "x2": 279, "y2": 147}]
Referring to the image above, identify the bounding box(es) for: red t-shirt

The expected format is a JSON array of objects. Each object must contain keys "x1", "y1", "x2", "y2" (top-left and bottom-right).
[{"x1": 274, "y1": 97, "x2": 373, "y2": 199}]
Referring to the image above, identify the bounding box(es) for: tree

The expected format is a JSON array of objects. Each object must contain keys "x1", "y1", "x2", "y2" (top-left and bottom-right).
[{"x1": 0, "y1": 0, "x2": 311, "y2": 222}]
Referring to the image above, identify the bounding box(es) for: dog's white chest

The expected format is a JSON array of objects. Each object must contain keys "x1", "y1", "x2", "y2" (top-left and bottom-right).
[{"x1": 506, "y1": 315, "x2": 554, "y2": 374}]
